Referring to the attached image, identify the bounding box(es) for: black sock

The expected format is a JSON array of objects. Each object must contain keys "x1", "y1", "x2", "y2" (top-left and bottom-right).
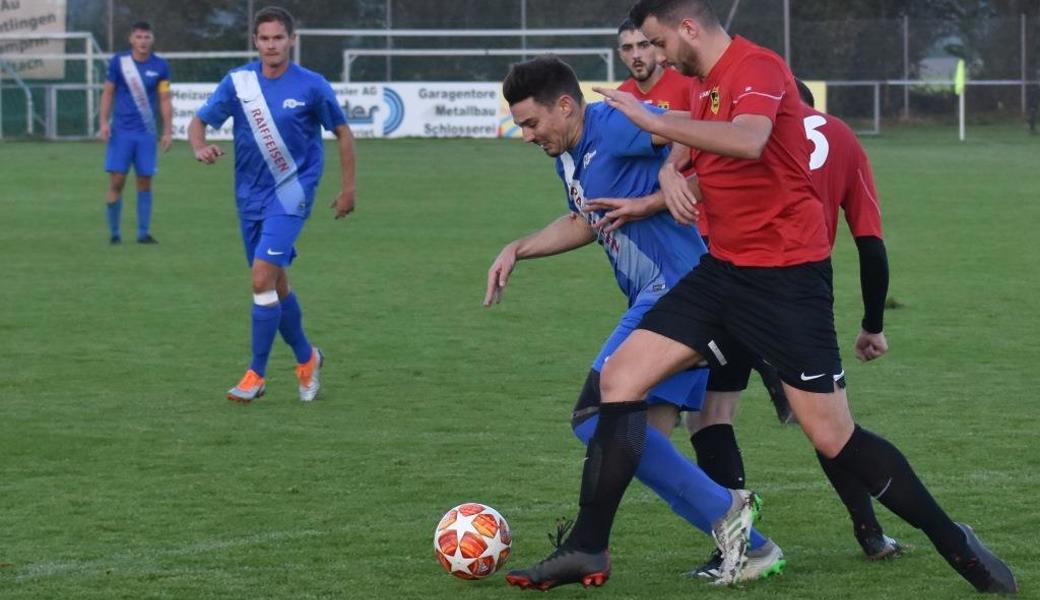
[
  {"x1": 816, "y1": 450, "x2": 883, "y2": 541},
  {"x1": 833, "y1": 425, "x2": 966, "y2": 560},
  {"x1": 568, "y1": 400, "x2": 647, "y2": 553},
  {"x1": 690, "y1": 424, "x2": 745, "y2": 489}
]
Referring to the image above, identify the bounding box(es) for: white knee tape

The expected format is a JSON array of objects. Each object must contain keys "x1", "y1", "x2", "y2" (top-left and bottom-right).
[{"x1": 254, "y1": 290, "x2": 279, "y2": 305}]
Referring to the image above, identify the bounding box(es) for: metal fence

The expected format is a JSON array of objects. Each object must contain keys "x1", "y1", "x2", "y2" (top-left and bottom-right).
[{"x1": 1, "y1": 0, "x2": 1038, "y2": 137}]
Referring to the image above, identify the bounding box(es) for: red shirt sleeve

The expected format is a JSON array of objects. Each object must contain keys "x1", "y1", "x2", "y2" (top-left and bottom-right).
[
  {"x1": 842, "y1": 143, "x2": 884, "y2": 239},
  {"x1": 728, "y1": 55, "x2": 786, "y2": 123}
]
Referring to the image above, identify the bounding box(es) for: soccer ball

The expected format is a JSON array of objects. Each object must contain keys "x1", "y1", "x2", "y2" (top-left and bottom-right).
[{"x1": 433, "y1": 502, "x2": 512, "y2": 579}]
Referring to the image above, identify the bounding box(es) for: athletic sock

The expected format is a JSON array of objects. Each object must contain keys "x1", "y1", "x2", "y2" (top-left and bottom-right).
[
  {"x1": 137, "y1": 190, "x2": 152, "y2": 239},
  {"x1": 278, "y1": 292, "x2": 313, "y2": 363},
  {"x1": 567, "y1": 401, "x2": 646, "y2": 553},
  {"x1": 816, "y1": 450, "x2": 884, "y2": 540},
  {"x1": 106, "y1": 198, "x2": 122, "y2": 237},
  {"x1": 249, "y1": 302, "x2": 282, "y2": 377},
  {"x1": 690, "y1": 424, "x2": 746, "y2": 489},
  {"x1": 833, "y1": 425, "x2": 967, "y2": 560},
  {"x1": 573, "y1": 414, "x2": 767, "y2": 552}
]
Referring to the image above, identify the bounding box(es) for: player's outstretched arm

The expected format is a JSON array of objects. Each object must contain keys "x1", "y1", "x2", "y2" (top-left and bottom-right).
[
  {"x1": 853, "y1": 235, "x2": 890, "y2": 361},
  {"x1": 187, "y1": 116, "x2": 224, "y2": 164},
  {"x1": 583, "y1": 192, "x2": 667, "y2": 233},
  {"x1": 98, "y1": 81, "x2": 115, "y2": 141},
  {"x1": 331, "y1": 124, "x2": 357, "y2": 220},
  {"x1": 483, "y1": 214, "x2": 595, "y2": 306}
]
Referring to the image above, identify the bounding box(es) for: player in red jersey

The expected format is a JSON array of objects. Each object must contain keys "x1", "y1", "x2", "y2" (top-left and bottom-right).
[
  {"x1": 507, "y1": 0, "x2": 1016, "y2": 593},
  {"x1": 616, "y1": 18, "x2": 691, "y2": 111}
]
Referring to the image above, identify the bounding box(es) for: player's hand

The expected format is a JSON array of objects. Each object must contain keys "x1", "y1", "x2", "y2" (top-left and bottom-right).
[
  {"x1": 160, "y1": 132, "x2": 173, "y2": 153},
  {"x1": 592, "y1": 87, "x2": 655, "y2": 130},
  {"x1": 98, "y1": 123, "x2": 110, "y2": 142},
  {"x1": 484, "y1": 242, "x2": 519, "y2": 307},
  {"x1": 659, "y1": 165, "x2": 700, "y2": 225},
  {"x1": 331, "y1": 188, "x2": 356, "y2": 219},
  {"x1": 193, "y1": 144, "x2": 224, "y2": 164},
  {"x1": 854, "y1": 329, "x2": 888, "y2": 362},
  {"x1": 583, "y1": 195, "x2": 659, "y2": 233}
]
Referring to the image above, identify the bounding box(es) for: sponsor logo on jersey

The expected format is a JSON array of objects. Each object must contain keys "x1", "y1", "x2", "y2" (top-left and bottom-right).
[
  {"x1": 282, "y1": 98, "x2": 306, "y2": 109},
  {"x1": 583, "y1": 150, "x2": 597, "y2": 168},
  {"x1": 145, "y1": 70, "x2": 159, "y2": 78}
]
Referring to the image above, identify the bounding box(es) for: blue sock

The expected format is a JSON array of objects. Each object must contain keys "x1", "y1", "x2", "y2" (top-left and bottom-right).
[
  {"x1": 278, "y1": 292, "x2": 313, "y2": 363},
  {"x1": 574, "y1": 416, "x2": 768, "y2": 550},
  {"x1": 106, "y1": 198, "x2": 122, "y2": 237},
  {"x1": 137, "y1": 190, "x2": 152, "y2": 239},
  {"x1": 249, "y1": 302, "x2": 282, "y2": 377}
]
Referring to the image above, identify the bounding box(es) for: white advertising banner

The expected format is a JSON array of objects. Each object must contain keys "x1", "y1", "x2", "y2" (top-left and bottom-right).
[
  {"x1": 171, "y1": 81, "x2": 509, "y2": 140},
  {"x1": 0, "y1": 0, "x2": 67, "y2": 79}
]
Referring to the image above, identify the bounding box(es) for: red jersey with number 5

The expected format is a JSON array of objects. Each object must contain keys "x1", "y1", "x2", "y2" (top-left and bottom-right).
[
  {"x1": 687, "y1": 36, "x2": 830, "y2": 267},
  {"x1": 802, "y1": 106, "x2": 884, "y2": 246}
]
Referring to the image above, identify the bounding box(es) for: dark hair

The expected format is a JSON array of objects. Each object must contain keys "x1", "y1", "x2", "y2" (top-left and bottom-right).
[
  {"x1": 130, "y1": 21, "x2": 151, "y2": 33},
  {"x1": 618, "y1": 17, "x2": 638, "y2": 35},
  {"x1": 795, "y1": 79, "x2": 815, "y2": 107},
  {"x1": 630, "y1": 0, "x2": 719, "y2": 28},
  {"x1": 503, "y1": 55, "x2": 584, "y2": 107},
  {"x1": 254, "y1": 6, "x2": 295, "y2": 36}
]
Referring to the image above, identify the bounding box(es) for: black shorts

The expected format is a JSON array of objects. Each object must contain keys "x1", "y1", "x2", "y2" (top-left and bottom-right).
[{"x1": 638, "y1": 254, "x2": 845, "y2": 394}]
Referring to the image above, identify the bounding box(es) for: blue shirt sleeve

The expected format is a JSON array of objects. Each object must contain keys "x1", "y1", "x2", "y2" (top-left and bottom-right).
[
  {"x1": 159, "y1": 58, "x2": 171, "y2": 82},
  {"x1": 196, "y1": 74, "x2": 235, "y2": 129},
  {"x1": 313, "y1": 77, "x2": 346, "y2": 131},
  {"x1": 604, "y1": 105, "x2": 666, "y2": 158},
  {"x1": 106, "y1": 55, "x2": 119, "y2": 83}
]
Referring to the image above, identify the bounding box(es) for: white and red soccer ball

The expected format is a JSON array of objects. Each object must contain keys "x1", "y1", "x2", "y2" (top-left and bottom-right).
[{"x1": 433, "y1": 502, "x2": 512, "y2": 579}]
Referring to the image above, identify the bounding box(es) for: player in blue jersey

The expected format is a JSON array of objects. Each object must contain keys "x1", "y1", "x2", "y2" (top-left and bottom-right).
[
  {"x1": 99, "y1": 21, "x2": 172, "y2": 245},
  {"x1": 187, "y1": 6, "x2": 357, "y2": 403},
  {"x1": 486, "y1": 56, "x2": 784, "y2": 589}
]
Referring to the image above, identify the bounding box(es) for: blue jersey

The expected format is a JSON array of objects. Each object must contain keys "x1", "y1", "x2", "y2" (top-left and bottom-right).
[
  {"x1": 196, "y1": 62, "x2": 347, "y2": 219},
  {"x1": 556, "y1": 102, "x2": 707, "y2": 304},
  {"x1": 106, "y1": 52, "x2": 169, "y2": 134}
]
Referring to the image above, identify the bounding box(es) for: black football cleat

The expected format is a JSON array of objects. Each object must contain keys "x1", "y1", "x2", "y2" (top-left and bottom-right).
[
  {"x1": 110, "y1": 235, "x2": 122, "y2": 245},
  {"x1": 137, "y1": 234, "x2": 159, "y2": 244},
  {"x1": 505, "y1": 545, "x2": 610, "y2": 591},
  {"x1": 857, "y1": 532, "x2": 907, "y2": 560},
  {"x1": 948, "y1": 523, "x2": 1018, "y2": 594}
]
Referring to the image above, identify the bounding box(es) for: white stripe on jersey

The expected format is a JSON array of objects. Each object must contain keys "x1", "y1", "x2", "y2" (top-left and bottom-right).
[{"x1": 119, "y1": 55, "x2": 156, "y2": 134}]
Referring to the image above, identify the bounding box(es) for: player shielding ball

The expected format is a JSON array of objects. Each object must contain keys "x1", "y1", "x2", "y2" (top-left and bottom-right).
[
  {"x1": 506, "y1": 0, "x2": 1017, "y2": 593},
  {"x1": 493, "y1": 56, "x2": 783, "y2": 590},
  {"x1": 187, "y1": 6, "x2": 357, "y2": 403},
  {"x1": 99, "y1": 21, "x2": 172, "y2": 245}
]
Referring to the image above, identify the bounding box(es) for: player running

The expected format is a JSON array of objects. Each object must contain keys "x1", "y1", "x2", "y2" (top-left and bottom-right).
[
  {"x1": 488, "y1": 55, "x2": 783, "y2": 590},
  {"x1": 507, "y1": 0, "x2": 1017, "y2": 593},
  {"x1": 187, "y1": 6, "x2": 357, "y2": 403},
  {"x1": 99, "y1": 21, "x2": 172, "y2": 245}
]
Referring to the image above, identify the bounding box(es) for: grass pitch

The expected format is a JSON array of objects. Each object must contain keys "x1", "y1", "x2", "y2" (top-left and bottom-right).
[{"x1": 1, "y1": 126, "x2": 1038, "y2": 599}]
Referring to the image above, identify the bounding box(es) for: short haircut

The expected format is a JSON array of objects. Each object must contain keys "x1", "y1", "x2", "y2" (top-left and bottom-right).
[
  {"x1": 618, "y1": 17, "x2": 638, "y2": 35},
  {"x1": 503, "y1": 55, "x2": 584, "y2": 107},
  {"x1": 254, "y1": 6, "x2": 295, "y2": 36},
  {"x1": 630, "y1": 0, "x2": 719, "y2": 28},
  {"x1": 130, "y1": 21, "x2": 151, "y2": 33},
  {"x1": 795, "y1": 79, "x2": 815, "y2": 107}
]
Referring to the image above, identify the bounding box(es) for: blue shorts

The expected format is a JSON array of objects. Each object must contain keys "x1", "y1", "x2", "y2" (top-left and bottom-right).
[
  {"x1": 105, "y1": 130, "x2": 157, "y2": 176},
  {"x1": 240, "y1": 214, "x2": 305, "y2": 267},
  {"x1": 593, "y1": 291, "x2": 707, "y2": 411}
]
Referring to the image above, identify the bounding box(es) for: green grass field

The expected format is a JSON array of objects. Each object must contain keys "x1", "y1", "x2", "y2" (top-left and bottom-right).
[{"x1": 1, "y1": 126, "x2": 1038, "y2": 599}]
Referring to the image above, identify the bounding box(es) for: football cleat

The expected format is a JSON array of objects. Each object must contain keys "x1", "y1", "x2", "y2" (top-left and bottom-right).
[
  {"x1": 110, "y1": 235, "x2": 122, "y2": 245},
  {"x1": 137, "y1": 234, "x2": 159, "y2": 244},
  {"x1": 709, "y1": 489, "x2": 761, "y2": 585},
  {"x1": 858, "y1": 532, "x2": 906, "y2": 560},
  {"x1": 227, "y1": 369, "x2": 265, "y2": 403},
  {"x1": 505, "y1": 545, "x2": 610, "y2": 590},
  {"x1": 949, "y1": 523, "x2": 1018, "y2": 594},
  {"x1": 295, "y1": 347, "x2": 324, "y2": 402}
]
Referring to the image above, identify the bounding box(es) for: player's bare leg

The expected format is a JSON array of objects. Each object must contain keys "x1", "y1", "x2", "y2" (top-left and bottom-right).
[
  {"x1": 647, "y1": 403, "x2": 679, "y2": 436},
  {"x1": 786, "y1": 383, "x2": 1017, "y2": 593}
]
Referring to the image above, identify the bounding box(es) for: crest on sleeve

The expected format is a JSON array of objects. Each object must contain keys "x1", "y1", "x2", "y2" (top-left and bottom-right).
[
  {"x1": 657, "y1": 101, "x2": 671, "y2": 110},
  {"x1": 709, "y1": 86, "x2": 720, "y2": 115}
]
